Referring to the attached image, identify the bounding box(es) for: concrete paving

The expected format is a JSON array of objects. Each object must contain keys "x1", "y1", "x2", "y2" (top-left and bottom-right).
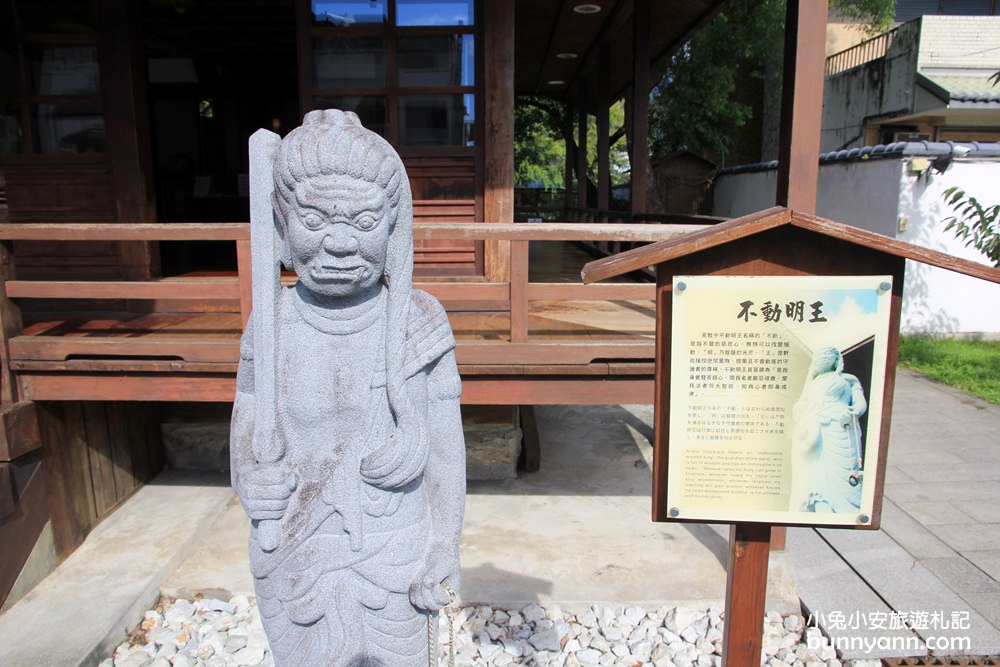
[{"x1": 0, "y1": 368, "x2": 998, "y2": 665}]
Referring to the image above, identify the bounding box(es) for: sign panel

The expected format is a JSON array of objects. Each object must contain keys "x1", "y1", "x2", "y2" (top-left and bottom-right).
[{"x1": 667, "y1": 275, "x2": 893, "y2": 526}]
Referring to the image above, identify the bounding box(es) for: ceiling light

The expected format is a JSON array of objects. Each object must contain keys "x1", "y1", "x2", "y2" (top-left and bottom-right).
[
  {"x1": 548, "y1": 80, "x2": 566, "y2": 85},
  {"x1": 573, "y1": 4, "x2": 602, "y2": 14},
  {"x1": 556, "y1": 52, "x2": 578, "y2": 59}
]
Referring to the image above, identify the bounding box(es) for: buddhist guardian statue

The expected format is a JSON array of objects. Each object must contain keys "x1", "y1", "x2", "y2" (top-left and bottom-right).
[
  {"x1": 231, "y1": 109, "x2": 466, "y2": 666},
  {"x1": 789, "y1": 346, "x2": 866, "y2": 514}
]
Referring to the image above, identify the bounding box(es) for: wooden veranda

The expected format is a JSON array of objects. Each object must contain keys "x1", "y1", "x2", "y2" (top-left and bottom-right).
[{"x1": 0, "y1": 0, "x2": 834, "y2": 610}]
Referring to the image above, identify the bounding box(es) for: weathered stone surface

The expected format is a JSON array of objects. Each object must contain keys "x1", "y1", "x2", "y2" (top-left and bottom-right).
[{"x1": 231, "y1": 110, "x2": 466, "y2": 666}]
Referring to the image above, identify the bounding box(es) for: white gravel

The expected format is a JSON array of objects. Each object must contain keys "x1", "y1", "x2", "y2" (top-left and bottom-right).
[{"x1": 103, "y1": 595, "x2": 872, "y2": 667}]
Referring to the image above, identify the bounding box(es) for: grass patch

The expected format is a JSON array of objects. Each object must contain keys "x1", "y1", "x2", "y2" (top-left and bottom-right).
[{"x1": 897, "y1": 336, "x2": 1000, "y2": 405}]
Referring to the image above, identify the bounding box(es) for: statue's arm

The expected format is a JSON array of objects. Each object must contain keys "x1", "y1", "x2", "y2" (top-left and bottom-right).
[
  {"x1": 230, "y1": 326, "x2": 295, "y2": 521},
  {"x1": 846, "y1": 374, "x2": 867, "y2": 418},
  {"x1": 410, "y1": 348, "x2": 465, "y2": 611}
]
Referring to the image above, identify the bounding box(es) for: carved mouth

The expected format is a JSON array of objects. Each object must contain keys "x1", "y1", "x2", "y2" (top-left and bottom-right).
[{"x1": 309, "y1": 265, "x2": 371, "y2": 282}]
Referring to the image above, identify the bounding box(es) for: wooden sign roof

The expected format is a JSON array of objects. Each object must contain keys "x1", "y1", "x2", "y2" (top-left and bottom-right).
[{"x1": 581, "y1": 206, "x2": 1000, "y2": 285}]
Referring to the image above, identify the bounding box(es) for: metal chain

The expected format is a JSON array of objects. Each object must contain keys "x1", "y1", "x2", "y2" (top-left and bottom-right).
[{"x1": 427, "y1": 585, "x2": 457, "y2": 667}]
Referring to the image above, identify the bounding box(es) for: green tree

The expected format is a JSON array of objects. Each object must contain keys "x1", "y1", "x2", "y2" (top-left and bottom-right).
[
  {"x1": 648, "y1": 0, "x2": 894, "y2": 163},
  {"x1": 514, "y1": 97, "x2": 566, "y2": 190},
  {"x1": 942, "y1": 187, "x2": 1000, "y2": 267}
]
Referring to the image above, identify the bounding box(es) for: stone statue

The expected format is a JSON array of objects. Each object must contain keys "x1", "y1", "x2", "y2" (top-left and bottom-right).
[
  {"x1": 230, "y1": 109, "x2": 466, "y2": 666},
  {"x1": 789, "y1": 346, "x2": 866, "y2": 514}
]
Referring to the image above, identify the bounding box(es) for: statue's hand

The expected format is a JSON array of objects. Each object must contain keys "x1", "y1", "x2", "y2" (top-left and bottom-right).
[
  {"x1": 409, "y1": 554, "x2": 459, "y2": 611},
  {"x1": 235, "y1": 465, "x2": 297, "y2": 522}
]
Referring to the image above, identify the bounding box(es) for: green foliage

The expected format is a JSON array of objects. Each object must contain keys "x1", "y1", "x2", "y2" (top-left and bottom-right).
[
  {"x1": 898, "y1": 336, "x2": 1000, "y2": 405},
  {"x1": 832, "y1": 0, "x2": 895, "y2": 35},
  {"x1": 514, "y1": 97, "x2": 565, "y2": 190},
  {"x1": 942, "y1": 186, "x2": 1000, "y2": 267},
  {"x1": 648, "y1": 0, "x2": 894, "y2": 161}
]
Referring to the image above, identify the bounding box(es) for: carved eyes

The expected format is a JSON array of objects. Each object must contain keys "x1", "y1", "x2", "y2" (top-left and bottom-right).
[{"x1": 297, "y1": 211, "x2": 380, "y2": 232}]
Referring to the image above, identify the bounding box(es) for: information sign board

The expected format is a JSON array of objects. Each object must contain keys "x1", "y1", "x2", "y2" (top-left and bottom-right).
[{"x1": 666, "y1": 275, "x2": 893, "y2": 526}]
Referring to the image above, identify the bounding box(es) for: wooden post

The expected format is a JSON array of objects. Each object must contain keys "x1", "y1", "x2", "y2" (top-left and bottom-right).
[
  {"x1": 597, "y1": 42, "x2": 611, "y2": 221},
  {"x1": 775, "y1": 0, "x2": 828, "y2": 212},
  {"x1": 772, "y1": 0, "x2": 827, "y2": 553},
  {"x1": 509, "y1": 240, "x2": 529, "y2": 343},
  {"x1": 99, "y1": 0, "x2": 159, "y2": 281},
  {"x1": 564, "y1": 102, "x2": 575, "y2": 218},
  {"x1": 484, "y1": 0, "x2": 514, "y2": 282},
  {"x1": 723, "y1": 522, "x2": 772, "y2": 666},
  {"x1": 630, "y1": 0, "x2": 650, "y2": 217},
  {"x1": 577, "y1": 81, "x2": 589, "y2": 213}
]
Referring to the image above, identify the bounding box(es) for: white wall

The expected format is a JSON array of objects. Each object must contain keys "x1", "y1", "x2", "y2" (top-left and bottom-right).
[
  {"x1": 712, "y1": 157, "x2": 1000, "y2": 335},
  {"x1": 895, "y1": 159, "x2": 1000, "y2": 335}
]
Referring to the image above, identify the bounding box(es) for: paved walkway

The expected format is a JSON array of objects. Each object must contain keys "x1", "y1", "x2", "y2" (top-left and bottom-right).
[
  {"x1": 0, "y1": 369, "x2": 997, "y2": 665},
  {"x1": 787, "y1": 369, "x2": 1000, "y2": 658}
]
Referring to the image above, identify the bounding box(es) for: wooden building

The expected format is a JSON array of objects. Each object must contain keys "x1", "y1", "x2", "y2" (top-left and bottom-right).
[{"x1": 0, "y1": 0, "x2": 830, "y2": 608}]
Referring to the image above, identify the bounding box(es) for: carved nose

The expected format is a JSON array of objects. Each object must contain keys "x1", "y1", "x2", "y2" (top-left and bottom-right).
[{"x1": 322, "y1": 225, "x2": 359, "y2": 255}]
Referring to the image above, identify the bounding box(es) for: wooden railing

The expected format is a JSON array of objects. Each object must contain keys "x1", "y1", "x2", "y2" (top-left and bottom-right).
[
  {"x1": 825, "y1": 26, "x2": 899, "y2": 77},
  {"x1": 0, "y1": 220, "x2": 706, "y2": 353}
]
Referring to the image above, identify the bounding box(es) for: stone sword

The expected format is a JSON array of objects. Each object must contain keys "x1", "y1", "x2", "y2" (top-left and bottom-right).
[{"x1": 249, "y1": 128, "x2": 284, "y2": 552}]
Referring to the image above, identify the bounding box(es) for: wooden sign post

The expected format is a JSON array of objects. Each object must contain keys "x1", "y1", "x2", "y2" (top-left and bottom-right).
[{"x1": 581, "y1": 206, "x2": 1000, "y2": 667}]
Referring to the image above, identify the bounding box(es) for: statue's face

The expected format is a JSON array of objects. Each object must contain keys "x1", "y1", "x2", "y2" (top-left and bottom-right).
[{"x1": 286, "y1": 174, "x2": 392, "y2": 299}]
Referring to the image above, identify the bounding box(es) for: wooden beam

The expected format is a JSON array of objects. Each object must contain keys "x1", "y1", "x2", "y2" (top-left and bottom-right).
[
  {"x1": 456, "y1": 341, "x2": 653, "y2": 365},
  {"x1": 17, "y1": 373, "x2": 655, "y2": 405},
  {"x1": 597, "y1": 42, "x2": 611, "y2": 217},
  {"x1": 414, "y1": 222, "x2": 706, "y2": 242},
  {"x1": 630, "y1": 0, "x2": 651, "y2": 215},
  {"x1": 577, "y1": 79, "x2": 589, "y2": 212},
  {"x1": 460, "y1": 376, "x2": 653, "y2": 405},
  {"x1": 775, "y1": 0, "x2": 828, "y2": 213},
  {"x1": 0, "y1": 223, "x2": 250, "y2": 242},
  {"x1": 484, "y1": 0, "x2": 514, "y2": 282},
  {"x1": 5, "y1": 279, "x2": 241, "y2": 301}
]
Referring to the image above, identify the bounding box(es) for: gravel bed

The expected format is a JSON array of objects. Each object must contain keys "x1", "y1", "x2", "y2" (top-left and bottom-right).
[{"x1": 102, "y1": 595, "x2": 878, "y2": 667}]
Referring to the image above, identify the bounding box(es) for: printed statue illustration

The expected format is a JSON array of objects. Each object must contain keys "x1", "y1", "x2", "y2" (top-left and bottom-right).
[
  {"x1": 230, "y1": 109, "x2": 466, "y2": 666},
  {"x1": 789, "y1": 346, "x2": 867, "y2": 514}
]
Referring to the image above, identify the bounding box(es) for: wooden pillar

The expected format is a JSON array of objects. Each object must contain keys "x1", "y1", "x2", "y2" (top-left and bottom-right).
[
  {"x1": 771, "y1": 0, "x2": 827, "y2": 553},
  {"x1": 564, "y1": 101, "x2": 575, "y2": 217},
  {"x1": 99, "y1": 0, "x2": 159, "y2": 281},
  {"x1": 630, "y1": 0, "x2": 650, "y2": 217},
  {"x1": 775, "y1": 0, "x2": 828, "y2": 213},
  {"x1": 723, "y1": 523, "x2": 772, "y2": 666},
  {"x1": 484, "y1": 0, "x2": 514, "y2": 282},
  {"x1": 577, "y1": 81, "x2": 588, "y2": 213},
  {"x1": 597, "y1": 42, "x2": 611, "y2": 220}
]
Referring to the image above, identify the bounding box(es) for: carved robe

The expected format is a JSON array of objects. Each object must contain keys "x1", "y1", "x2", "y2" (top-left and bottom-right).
[{"x1": 233, "y1": 284, "x2": 459, "y2": 666}]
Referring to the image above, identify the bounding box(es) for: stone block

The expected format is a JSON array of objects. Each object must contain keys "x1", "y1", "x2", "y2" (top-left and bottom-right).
[
  {"x1": 162, "y1": 422, "x2": 230, "y2": 471},
  {"x1": 464, "y1": 421, "x2": 521, "y2": 481}
]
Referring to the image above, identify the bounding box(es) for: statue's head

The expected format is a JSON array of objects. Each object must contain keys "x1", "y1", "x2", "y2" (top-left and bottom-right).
[
  {"x1": 810, "y1": 346, "x2": 844, "y2": 376},
  {"x1": 272, "y1": 109, "x2": 412, "y2": 302}
]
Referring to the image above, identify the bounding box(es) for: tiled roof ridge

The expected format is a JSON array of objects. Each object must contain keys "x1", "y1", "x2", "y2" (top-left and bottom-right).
[{"x1": 717, "y1": 140, "x2": 1000, "y2": 175}]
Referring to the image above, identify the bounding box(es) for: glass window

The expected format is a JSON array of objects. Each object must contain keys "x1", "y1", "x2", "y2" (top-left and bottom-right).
[
  {"x1": 397, "y1": 0, "x2": 473, "y2": 26},
  {"x1": 32, "y1": 101, "x2": 105, "y2": 153},
  {"x1": 397, "y1": 34, "x2": 473, "y2": 87},
  {"x1": 27, "y1": 44, "x2": 100, "y2": 96},
  {"x1": 312, "y1": 0, "x2": 388, "y2": 25},
  {"x1": 313, "y1": 36, "x2": 386, "y2": 88},
  {"x1": 315, "y1": 96, "x2": 388, "y2": 137},
  {"x1": 0, "y1": 106, "x2": 23, "y2": 154},
  {"x1": 398, "y1": 94, "x2": 471, "y2": 146}
]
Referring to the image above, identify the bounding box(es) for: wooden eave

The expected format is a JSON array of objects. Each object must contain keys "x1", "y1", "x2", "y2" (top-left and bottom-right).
[
  {"x1": 515, "y1": 0, "x2": 728, "y2": 106},
  {"x1": 581, "y1": 206, "x2": 1000, "y2": 285}
]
